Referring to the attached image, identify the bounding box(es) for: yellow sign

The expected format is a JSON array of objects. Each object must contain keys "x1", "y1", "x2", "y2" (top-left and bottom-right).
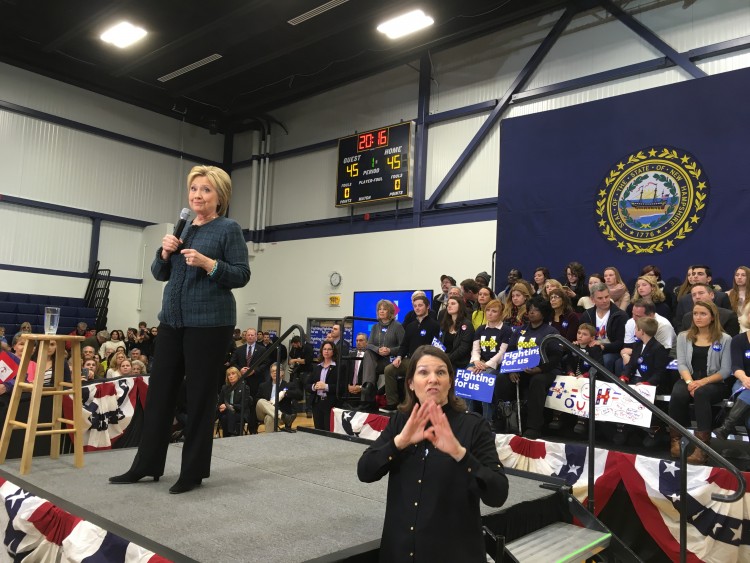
[{"x1": 329, "y1": 295, "x2": 341, "y2": 307}]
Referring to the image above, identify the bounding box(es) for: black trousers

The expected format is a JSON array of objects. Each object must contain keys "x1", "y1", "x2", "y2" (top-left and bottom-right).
[
  {"x1": 130, "y1": 323, "x2": 233, "y2": 481},
  {"x1": 312, "y1": 396, "x2": 335, "y2": 431},
  {"x1": 668, "y1": 379, "x2": 728, "y2": 432},
  {"x1": 495, "y1": 370, "x2": 558, "y2": 432}
]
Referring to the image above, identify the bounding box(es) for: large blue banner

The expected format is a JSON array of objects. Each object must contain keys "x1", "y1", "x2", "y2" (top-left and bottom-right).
[{"x1": 496, "y1": 67, "x2": 750, "y2": 291}]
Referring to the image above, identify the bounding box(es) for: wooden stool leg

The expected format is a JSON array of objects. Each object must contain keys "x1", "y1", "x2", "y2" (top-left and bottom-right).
[
  {"x1": 0, "y1": 343, "x2": 33, "y2": 464},
  {"x1": 20, "y1": 341, "x2": 48, "y2": 475},
  {"x1": 69, "y1": 344, "x2": 84, "y2": 468},
  {"x1": 49, "y1": 349, "x2": 65, "y2": 459}
]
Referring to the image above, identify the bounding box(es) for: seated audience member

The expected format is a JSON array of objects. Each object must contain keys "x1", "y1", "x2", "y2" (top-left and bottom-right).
[
  {"x1": 497, "y1": 268, "x2": 522, "y2": 304},
  {"x1": 640, "y1": 264, "x2": 675, "y2": 313},
  {"x1": 381, "y1": 295, "x2": 440, "y2": 412},
  {"x1": 431, "y1": 274, "x2": 456, "y2": 315},
  {"x1": 620, "y1": 317, "x2": 669, "y2": 389},
  {"x1": 541, "y1": 279, "x2": 564, "y2": 301},
  {"x1": 577, "y1": 273, "x2": 604, "y2": 311},
  {"x1": 619, "y1": 299, "x2": 676, "y2": 374},
  {"x1": 113, "y1": 359, "x2": 133, "y2": 377},
  {"x1": 230, "y1": 328, "x2": 269, "y2": 399},
  {"x1": 627, "y1": 274, "x2": 671, "y2": 318},
  {"x1": 742, "y1": 301, "x2": 750, "y2": 335},
  {"x1": 32, "y1": 339, "x2": 71, "y2": 386},
  {"x1": 533, "y1": 267, "x2": 551, "y2": 295},
  {"x1": 130, "y1": 359, "x2": 147, "y2": 375},
  {"x1": 674, "y1": 266, "x2": 693, "y2": 301},
  {"x1": 548, "y1": 288, "x2": 579, "y2": 343},
  {"x1": 669, "y1": 300, "x2": 732, "y2": 465},
  {"x1": 439, "y1": 297, "x2": 475, "y2": 370},
  {"x1": 81, "y1": 345, "x2": 96, "y2": 363},
  {"x1": 402, "y1": 291, "x2": 438, "y2": 327},
  {"x1": 728, "y1": 266, "x2": 749, "y2": 318},
  {"x1": 679, "y1": 283, "x2": 739, "y2": 336},
  {"x1": 1, "y1": 334, "x2": 39, "y2": 395},
  {"x1": 13, "y1": 321, "x2": 33, "y2": 343},
  {"x1": 461, "y1": 279, "x2": 481, "y2": 313},
  {"x1": 66, "y1": 321, "x2": 94, "y2": 352},
  {"x1": 579, "y1": 283, "x2": 627, "y2": 372},
  {"x1": 503, "y1": 283, "x2": 531, "y2": 330},
  {"x1": 438, "y1": 286, "x2": 464, "y2": 324},
  {"x1": 358, "y1": 300, "x2": 404, "y2": 411},
  {"x1": 256, "y1": 364, "x2": 300, "y2": 433},
  {"x1": 603, "y1": 266, "x2": 630, "y2": 311},
  {"x1": 469, "y1": 299, "x2": 512, "y2": 426},
  {"x1": 0, "y1": 326, "x2": 7, "y2": 352},
  {"x1": 81, "y1": 358, "x2": 98, "y2": 381},
  {"x1": 81, "y1": 330, "x2": 108, "y2": 356},
  {"x1": 128, "y1": 347, "x2": 141, "y2": 362},
  {"x1": 472, "y1": 286, "x2": 496, "y2": 329},
  {"x1": 562, "y1": 261, "x2": 588, "y2": 312},
  {"x1": 105, "y1": 350, "x2": 128, "y2": 378},
  {"x1": 217, "y1": 366, "x2": 254, "y2": 437},
  {"x1": 124, "y1": 328, "x2": 139, "y2": 352},
  {"x1": 715, "y1": 303, "x2": 750, "y2": 438},
  {"x1": 345, "y1": 333, "x2": 369, "y2": 399},
  {"x1": 99, "y1": 330, "x2": 125, "y2": 359},
  {"x1": 557, "y1": 323, "x2": 603, "y2": 434},
  {"x1": 495, "y1": 296, "x2": 563, "y2": 439},
  {"x1": 92, "y1": 353, "x2": 106, "y2": 378},
  {"x1": 309, "y1": 341, "x2": 338, "y2": 431},
  {"x1": 672, "y1": 264, "x2": 731, "y2": 327},
  {"x1": 475, "y1": 271, "x2": 491, "y2": 289}
]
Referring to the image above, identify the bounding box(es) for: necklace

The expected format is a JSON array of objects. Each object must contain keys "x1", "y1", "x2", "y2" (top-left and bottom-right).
[{"x1": 194, "y1": 214, "x2": 218, "y2": 226}]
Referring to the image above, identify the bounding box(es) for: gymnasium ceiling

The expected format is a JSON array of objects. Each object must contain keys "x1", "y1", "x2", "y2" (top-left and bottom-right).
[{"x1": 0, "y1": 0, "x2": 570, "y2": 133}]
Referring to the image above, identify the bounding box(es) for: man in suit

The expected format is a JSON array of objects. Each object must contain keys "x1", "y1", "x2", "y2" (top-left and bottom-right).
[
  {"x1": 327, "y1": 323, "x2": 350, "y2": 361},
  {"x1": 679, "y1": 283, "x2": 740, "y2": 336},
  {"x1": 230, "y1": 328, "x2": 268, "y2": 398},
  {"x1": 255, "y1": 364, "x2": 300, "y2": 433},
  {"x1": 620, "y1": 317, "x2": 670, "y2": 391},
  {"x1": 672, "y1": 264, "x2": 731, "y2": 327},
  {"x1": 344, "y1": 333, "x2": 368, "y2": 399}
]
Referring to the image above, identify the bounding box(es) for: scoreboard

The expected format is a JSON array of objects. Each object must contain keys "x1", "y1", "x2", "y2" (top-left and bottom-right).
[{"x1": 336, "y1": 121, "x2": 414, "y2": 207}]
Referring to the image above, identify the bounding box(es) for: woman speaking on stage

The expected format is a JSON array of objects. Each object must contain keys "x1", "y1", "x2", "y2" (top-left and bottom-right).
[
  {"x1": 357, "y1": 345, "x2": 508, "y2": 562},
  {"x1": 110, "y1": 165, "x2": 250, "y2": 494}
]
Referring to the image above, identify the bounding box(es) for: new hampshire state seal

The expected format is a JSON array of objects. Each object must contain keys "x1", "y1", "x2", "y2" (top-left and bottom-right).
[{"x1": 595, "y1": 146, "x2": 708, "y2": 254}]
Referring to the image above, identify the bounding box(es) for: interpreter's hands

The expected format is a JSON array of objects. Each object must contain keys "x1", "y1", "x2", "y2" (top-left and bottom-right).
[
  {"x1": 160, "y1": 234, "x2": 181, "y2": 260},
  {"x1": 393, "y1": 403, "x2": 430, "y2": 450},
  {"x1": 181, "y1": 248, "x2": 215, "y2": 273},
  {"x1": 422, "y1": 401, "x2": 466, "y2": 462},
  {"x1": 509, "y1": 372, "x2": 520, "y2": 384}
]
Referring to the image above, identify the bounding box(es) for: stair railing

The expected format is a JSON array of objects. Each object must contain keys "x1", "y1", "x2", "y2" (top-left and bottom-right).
[{"x1": 540, "y1": 333, "x2": 746, "y2": 563}]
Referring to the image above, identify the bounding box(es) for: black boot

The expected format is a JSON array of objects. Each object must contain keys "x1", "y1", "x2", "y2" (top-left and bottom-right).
[
  {"x1": 714, "y1": 400, "x2": 750, "y2": 439},
  {"x1": 109, "y1": 470, "x2": 160, "y2": 484}
]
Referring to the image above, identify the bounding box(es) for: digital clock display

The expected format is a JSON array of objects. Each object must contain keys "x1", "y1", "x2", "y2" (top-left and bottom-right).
[{"x1": 336, "y1": 121, "x2": 414, "y2": 207}]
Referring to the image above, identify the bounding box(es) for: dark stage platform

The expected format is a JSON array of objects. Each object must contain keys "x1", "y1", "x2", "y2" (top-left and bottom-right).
[{"x1": 0, "y1": 431, "x2": 554, "y2": 562}]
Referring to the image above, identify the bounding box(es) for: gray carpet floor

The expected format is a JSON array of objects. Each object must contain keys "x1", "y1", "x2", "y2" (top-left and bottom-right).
[{"x1": 0, "y1": 432, "x2": 552, "y2": 562}]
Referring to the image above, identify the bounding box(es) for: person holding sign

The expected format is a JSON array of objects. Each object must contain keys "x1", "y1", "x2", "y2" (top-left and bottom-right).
[
  {"x1": 357, "y1": 345, "x2": 508, "y2": 562},
  {"x1": 669, "y1": 300, "x2": 732, "y2": 464},
  {"x1": 469, "y1": 299, "x2": 512, "y2": 427},
  {"x1": 496, "y1": 296, "x2": 563, "y2": 440}
]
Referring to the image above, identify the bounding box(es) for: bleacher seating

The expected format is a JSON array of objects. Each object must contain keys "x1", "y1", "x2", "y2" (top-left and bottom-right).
[{"x1": 0, "y1": 291, "x2": 96, "y2": 336}]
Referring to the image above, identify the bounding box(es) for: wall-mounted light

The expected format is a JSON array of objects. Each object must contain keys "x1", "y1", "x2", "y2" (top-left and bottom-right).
[
  {"x1": 101, "y1": 21, "x2": 147, "y2": 48},
  {"x1": 377, "y1": 9, "x2": 434, "y2": 40}
]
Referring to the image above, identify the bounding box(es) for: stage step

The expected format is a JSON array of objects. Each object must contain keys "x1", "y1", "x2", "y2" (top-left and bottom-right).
[{"x1": 505, "y1": 521, "x2": 611, "y2": 562}]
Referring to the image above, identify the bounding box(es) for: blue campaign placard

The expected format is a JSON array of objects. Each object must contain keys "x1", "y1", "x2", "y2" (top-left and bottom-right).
[
  {"x1": 499, "y1": 348, "x2": 541, "y2": 373},
  {"x1": 454, "y1": 369, "x2": 497, "y2": 403}
]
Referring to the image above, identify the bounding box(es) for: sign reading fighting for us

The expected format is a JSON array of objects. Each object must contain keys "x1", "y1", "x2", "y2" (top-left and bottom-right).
[
  {"x1": 545, "y1": 375, "x2": 656, "y2": 428},
  {"x1": 499, "y1": 347, "x2": 540, "y2": 373},
  {"x1": 454, "y1": 369, "x2": 496, "y2": 403}
]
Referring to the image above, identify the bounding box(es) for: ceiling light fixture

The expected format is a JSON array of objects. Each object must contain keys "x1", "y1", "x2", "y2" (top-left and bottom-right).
[
  {"x1": 101, "y1": 21, "x2": 147, "y2": 48},
  {"x1": 377, "y1": 9, "x2": 434, "y2": 40}
]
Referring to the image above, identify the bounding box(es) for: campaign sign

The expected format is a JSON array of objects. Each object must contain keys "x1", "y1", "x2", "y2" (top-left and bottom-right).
[
  {"x1": 431, "y1": 337, "x2": 446, "y2": 352},
  {"x1": 545, "y1": 375, "x2": 656, "y2": 428},
  {"x1": 454, "y1": 369, "x2": 496, "y2": 403},
  {"x1": 499, "y1": 347, "x2": 540, "y2": 373},
  {"x1": 0, "y1": 351, "x2": 19, "y2": 382}
]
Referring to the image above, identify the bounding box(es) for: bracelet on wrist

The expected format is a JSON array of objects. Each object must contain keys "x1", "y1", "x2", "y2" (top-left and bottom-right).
[{"x1": 208, "y1": 260, "x2": 218, "y2": 277}]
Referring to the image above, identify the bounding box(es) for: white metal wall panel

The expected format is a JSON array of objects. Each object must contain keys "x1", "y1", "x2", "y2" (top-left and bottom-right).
[
  {"x1": 270, "y1": 65, "x2": 418, "y2": 153},
  {"x1": 425, "y1": 115, "x2": 500, "y2": 203},
  {"x1": 0, "y1": 204, "x2": 90, "y2": 271},
  {"x1": 98, "y1": 222, "x2": 144, "y2": 279},
  {"x1": 228, "y1": 166, "x2": 257, "y2": 230},
  {"x1": 0, "y1": 62, "x2": 223, "y2": 160}
]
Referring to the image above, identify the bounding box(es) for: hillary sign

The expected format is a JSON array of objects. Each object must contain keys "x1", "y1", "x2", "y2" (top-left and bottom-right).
[{"x1": 454, "y1": 369, "x2": 496, "y2": 403}]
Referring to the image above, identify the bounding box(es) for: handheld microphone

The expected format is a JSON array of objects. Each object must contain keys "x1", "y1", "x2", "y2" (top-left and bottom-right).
[{"x1": 173, "y1": 208, "x2": 190, "y2": 239}]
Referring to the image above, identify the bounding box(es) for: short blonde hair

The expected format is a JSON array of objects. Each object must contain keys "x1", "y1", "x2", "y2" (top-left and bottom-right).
[{"x1": 187, "y1": 165, "x2": 232, "y2": 216}]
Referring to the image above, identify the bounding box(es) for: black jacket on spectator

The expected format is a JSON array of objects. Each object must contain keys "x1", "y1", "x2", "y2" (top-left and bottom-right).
[
  {"x1": 580, "y1": 305, "x2": 628, "y2": 355},
  {"x1": 440, "y1": 318, "x2": 474, "y2": 370},
  {"x1": 402, "y1": 316, "x2": 441, "y2": 358},
  {"x1": 672, "y1": 291, "x2": 731, "y2": 328},
  {"x1": 230, "y1": 342, "x2": 269, "y2": 397},
  {"x1": 257, "y1": 378, "x2": 302, "y2": 415},
  {"x1": 621, "y1": 339, "x2": 669, "y2": 389},
  {"x1": 289, "y1": 343, "x2": 314, "y2": 374},
  {"x1": 565, "y1": 344, "x2": 603, "y2": 376}
]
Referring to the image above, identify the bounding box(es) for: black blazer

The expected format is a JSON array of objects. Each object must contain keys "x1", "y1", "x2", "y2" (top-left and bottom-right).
[
  {"x1": 217, "y1": 381, "x2": 253, "y2": 414},
  {"x1": 257, "y1": 379, "x2": 302, "y2": 414},
  {"x1": 621, "y1": 339, "x2": 669, "y2": 388},
  {"x1": 307, "y1": 363, "x2": 339, "y2": 403},
  {"x1": 230, "y1": 342, "x2": 269, "y2": 396}
]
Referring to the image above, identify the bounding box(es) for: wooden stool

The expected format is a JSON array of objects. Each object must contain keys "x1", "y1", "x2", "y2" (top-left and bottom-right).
[{"x1": 0, "y1": 334, "x2": 85, "y2": 474}]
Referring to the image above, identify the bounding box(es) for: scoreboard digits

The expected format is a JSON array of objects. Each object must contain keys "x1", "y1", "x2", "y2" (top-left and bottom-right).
[{"x1": 336, "y1": 121, "x2": 414, "y2": 206}]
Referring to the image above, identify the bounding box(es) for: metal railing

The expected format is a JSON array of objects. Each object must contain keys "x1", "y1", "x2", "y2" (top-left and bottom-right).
[{"x1": 539, "y1": 333, "x2": 746, "y2": 563}]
